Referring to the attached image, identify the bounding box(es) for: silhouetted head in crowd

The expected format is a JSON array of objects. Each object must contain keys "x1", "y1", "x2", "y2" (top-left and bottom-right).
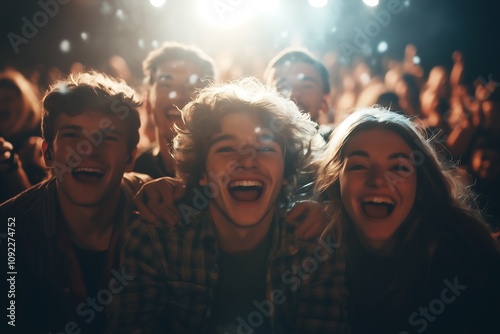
[
  {"x1": 0, "y1": 68, "x2": 41, "y2": 138},
  {"x1": 264, "y1": 48, "x2": 331, "y2": 124},
  {"x1": 143, "y1": 42, "x2": 216, "y2": 145}
]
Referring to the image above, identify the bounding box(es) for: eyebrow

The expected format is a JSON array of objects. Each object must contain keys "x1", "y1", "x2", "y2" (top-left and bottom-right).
[
  {"x1": 209, "y1": 134, "x2": 236, "y2": 146},
  {"x1": 58, "y1": 125, "x2": 82, "y2": 132},
  {"x1": 300, "y1": 75, "x2": 320, "y2": 84},
  {"x1": 209, "y1": 134, "x2": 281, "y2": 147},
  {"x1": 277, "y1": 75, "x2": 319, "y2": 86},
  {"x1": 346, "y1": 150, "x2": 411, "y2": 160},
  {"x1": 58, "y1": 124, "x2": 123, "y2": 136},
  {"x1": 156, "y1": 73, "x2": 173, "y2": 80}
]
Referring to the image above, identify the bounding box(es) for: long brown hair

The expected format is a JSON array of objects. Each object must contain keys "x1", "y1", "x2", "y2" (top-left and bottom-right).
[{"x1": 315, "y1": 108, "x2": 499, "y2": 299}]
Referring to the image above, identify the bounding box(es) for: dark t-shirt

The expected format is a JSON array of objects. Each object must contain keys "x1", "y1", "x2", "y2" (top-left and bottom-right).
[
  {"x1": 208, "y1": 232, "x2": 273, "y2": 334},
  {"x1": 73, "y1": 244, "x2": 108, "y2": 333},
  {"x1": 133, "y1": 146, "x2": 175, "y2": 179},
  {"x1": 346, "y1": 236, "x2": 500, "y2": 334}
]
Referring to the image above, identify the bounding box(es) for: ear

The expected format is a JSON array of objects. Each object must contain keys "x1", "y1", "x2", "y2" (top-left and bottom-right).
[
  {"x1": 145, "y1": 90, "x2": 153, "y2": 116},
  {"x1": 42, "y1": 140, "x2": 53, "y2": 167},
  {"x1": 320, "y1": 93, "x2": 331, "y2": 113},
  {"x1": 124, "y1": 148, "x2": 138, "y2": 173},
  {"x1": 318, "y1": 93, "x2": 333, "y2": 123},
  {"x1": 199, "y1": 174, "x2": 208, "y2": 186}
]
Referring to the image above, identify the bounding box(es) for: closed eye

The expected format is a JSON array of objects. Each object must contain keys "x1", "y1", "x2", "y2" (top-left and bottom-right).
[
  {"x1": 257, "y1": 146, "x2": 276, "y2": 152},
  {"x1": 215, "y1": 146, "x2": 235, "y2": 153},
  {"x1": 61, "y1": 132, "x2": 80, "y2": 138},
  {"x1": 104, "y1": 135, "x2": 119, "y2": 141},
  {"x1": 391, "y1": 164, "x2": 410, "y2": 172},
  {"x1": 347, "y1": 164, "x2": 366, "y2": 171}
]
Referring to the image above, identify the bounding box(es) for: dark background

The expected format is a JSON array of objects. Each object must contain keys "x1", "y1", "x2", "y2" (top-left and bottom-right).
[{"x1": 1, "y1": 0, "x2": 499, "y2": 82}]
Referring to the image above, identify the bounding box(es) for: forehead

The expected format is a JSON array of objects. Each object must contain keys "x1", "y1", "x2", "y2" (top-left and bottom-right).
[
  {"x1": 345, "y1": 128, "x2": 412, "y2": 154},
  {"x1": 272, "y1": 62, "x2": 322, "y2": 83},
  {"x1": 156, "y1": 59, "x2": 207, "y2": 77},
  {"x1": 54, "y1": 109, "x2": 126, "y2": 132},
  {"x1": 212, "y1": 112, "x2": 279, "y2": 143}
]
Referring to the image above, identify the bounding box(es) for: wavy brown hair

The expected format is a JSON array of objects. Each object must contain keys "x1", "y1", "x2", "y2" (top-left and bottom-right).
[
  {"x1": 173, "y1": 77, "x2": 323, "y2": 206},
  {"x1": 315, "y1": 108, "x2": 499, "y2": 300}
]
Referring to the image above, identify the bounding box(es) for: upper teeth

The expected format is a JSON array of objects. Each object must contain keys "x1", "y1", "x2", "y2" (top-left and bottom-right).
[
  {"x1": 362, "y1": 196, "x2": 394, "y2": 205},
  {"x1": 73, "y1": 167, "x2": 104, "y2": 174},
  {"x1": 229, "y1": 180, "x2": 263, "y2": 187}
]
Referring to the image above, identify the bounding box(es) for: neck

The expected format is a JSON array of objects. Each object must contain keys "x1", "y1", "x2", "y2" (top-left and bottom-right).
[
  {"x1": 57, "y1": 188, "x2": 121, "y2": 251},
  {"x1": 158, "y1": 137, "x2": 176, "y2": 176},
  {"x1": 211, "y1": 207, "x2": 274, "y2": 254}
]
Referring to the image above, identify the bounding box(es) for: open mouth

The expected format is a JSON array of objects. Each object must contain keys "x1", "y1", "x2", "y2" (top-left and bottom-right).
[
  {"x1": 71, "y1": 167, "x2": 105, "y2": 183},
  {"x1": 228, "y1": 180, "x2": 263, "y2": 202},
  {"x1": 361, "y1": 196, "x2": 395, "y2": 219}
]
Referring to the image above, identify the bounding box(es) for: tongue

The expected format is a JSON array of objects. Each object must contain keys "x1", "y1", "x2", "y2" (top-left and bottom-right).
[
  {"x1": 362, "y1": 203, "x2": 390, "y2": 219},
  {"x1": 230, "y1": 189, "x2": 260, "y2": 202}
]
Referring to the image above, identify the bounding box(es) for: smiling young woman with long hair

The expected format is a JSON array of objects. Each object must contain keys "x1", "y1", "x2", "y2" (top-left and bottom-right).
[{"x1": 315, "y1": 108, "x2": 500, "y2": 333}]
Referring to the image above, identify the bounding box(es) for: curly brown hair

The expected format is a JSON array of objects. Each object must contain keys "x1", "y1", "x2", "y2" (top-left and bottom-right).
[
  {"x1": 42, "y1": 71, "x2": 141, "y2": 153},
  {"x1": 173, "y1": 77, "x2": 323, "y2": 205}
]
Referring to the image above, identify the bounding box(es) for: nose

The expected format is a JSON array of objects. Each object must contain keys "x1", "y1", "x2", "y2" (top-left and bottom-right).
[
  {"x1": 235, "y1": 146, "x2": 258, "y2": 170},
  {"x1": 366, "y1": 167, "x2": 388, "y2": 188}
]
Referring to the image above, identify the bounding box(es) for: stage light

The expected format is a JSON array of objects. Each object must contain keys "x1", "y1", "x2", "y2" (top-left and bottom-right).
[
  {"x1": 198, "y1": 0, "x2": 255, "y2": 27},
  {"x1": 363, "y1": 0, "x2": 379, "y2": 7},
  {"x1": 257, "y1": 0, "x2": 279, "y2": 12},
  {"x1": 150, "y1": 0, "x2": 166, "y2": 8},
  {"x1": 81, "y1": 32, "x2": 88, "y2": 41},
  {"x1": 116, "y1": 9, "x2": 125, "y2": 20},
  {"x1": 60, "y1": 40, "x2": 70, "y2": 53},
  {"x1": 308, "y1": 0, "x2": 328, "y2": 8},
  {"x1": 377, "y1": 41, "x2": 388, "y2": 53}
]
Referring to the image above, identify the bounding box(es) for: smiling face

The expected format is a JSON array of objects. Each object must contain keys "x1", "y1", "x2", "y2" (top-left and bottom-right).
[
  {"x1": 44, "y1": 110, "x2": 135, "y2": 207},
  {"x1": 270, "y1": 62, "x2": 328, "y2": 123},
  {"x1": 201, "y1": 112, "x2": 285, "y2": 230},
  {"x1": 340, "y1": 128, "x2": 417, "y2": 253},
  {"x1": 148, "y1": 59, "x2": 209, "y2": 144}
]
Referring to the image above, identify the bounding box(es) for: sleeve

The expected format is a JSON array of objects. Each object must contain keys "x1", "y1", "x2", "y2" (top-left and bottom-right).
[
  {"x1": 294, "y1": 235, "x2": 351, "y2": 334},
  {"x1": 106, "y1": 217, "x2": 168, "y2": 334}
]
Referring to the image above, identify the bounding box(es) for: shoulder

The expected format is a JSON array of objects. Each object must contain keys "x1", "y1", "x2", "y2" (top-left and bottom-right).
[
  {"x1": 0, "y1": 178, "x2": 56, "y2": 219},
  {"x1": 133, "y1": 147, "x2": 161, "y2": 175},
  {"x1": 122, "y1": 172, "x2": 152, "y2": 195}
]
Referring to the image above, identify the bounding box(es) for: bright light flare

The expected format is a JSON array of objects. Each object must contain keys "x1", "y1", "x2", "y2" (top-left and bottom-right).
[
  {"x1": 257, "y1": 0, "x2": 279, "y2": 12},
  {"x1": 363, "y1": 0, "x2": 379, "y2": 7},
  {"x1": 198, "y1": 0, "x2": 254, "y2": 27},
  {"x1": 308, "y1": 0, "x2": 328, "y2": 8},
  {"x1": 60, "y1": 40, "x2": 70, "y2": 53},
  {"x1": 150, "y1": 0, "x2": 166, "y2": 8},
  {"x1": 377, "y1": 41, "x2": 388, "y2": 53}
]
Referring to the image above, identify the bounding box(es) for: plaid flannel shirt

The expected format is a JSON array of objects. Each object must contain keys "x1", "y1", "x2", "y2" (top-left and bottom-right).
[
  {"x1": 0, "y1": 172, "x2": 150, "y2": 333},
  {"x1": 108, "y1": 208, "x2": 350, "y2": 334}
]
